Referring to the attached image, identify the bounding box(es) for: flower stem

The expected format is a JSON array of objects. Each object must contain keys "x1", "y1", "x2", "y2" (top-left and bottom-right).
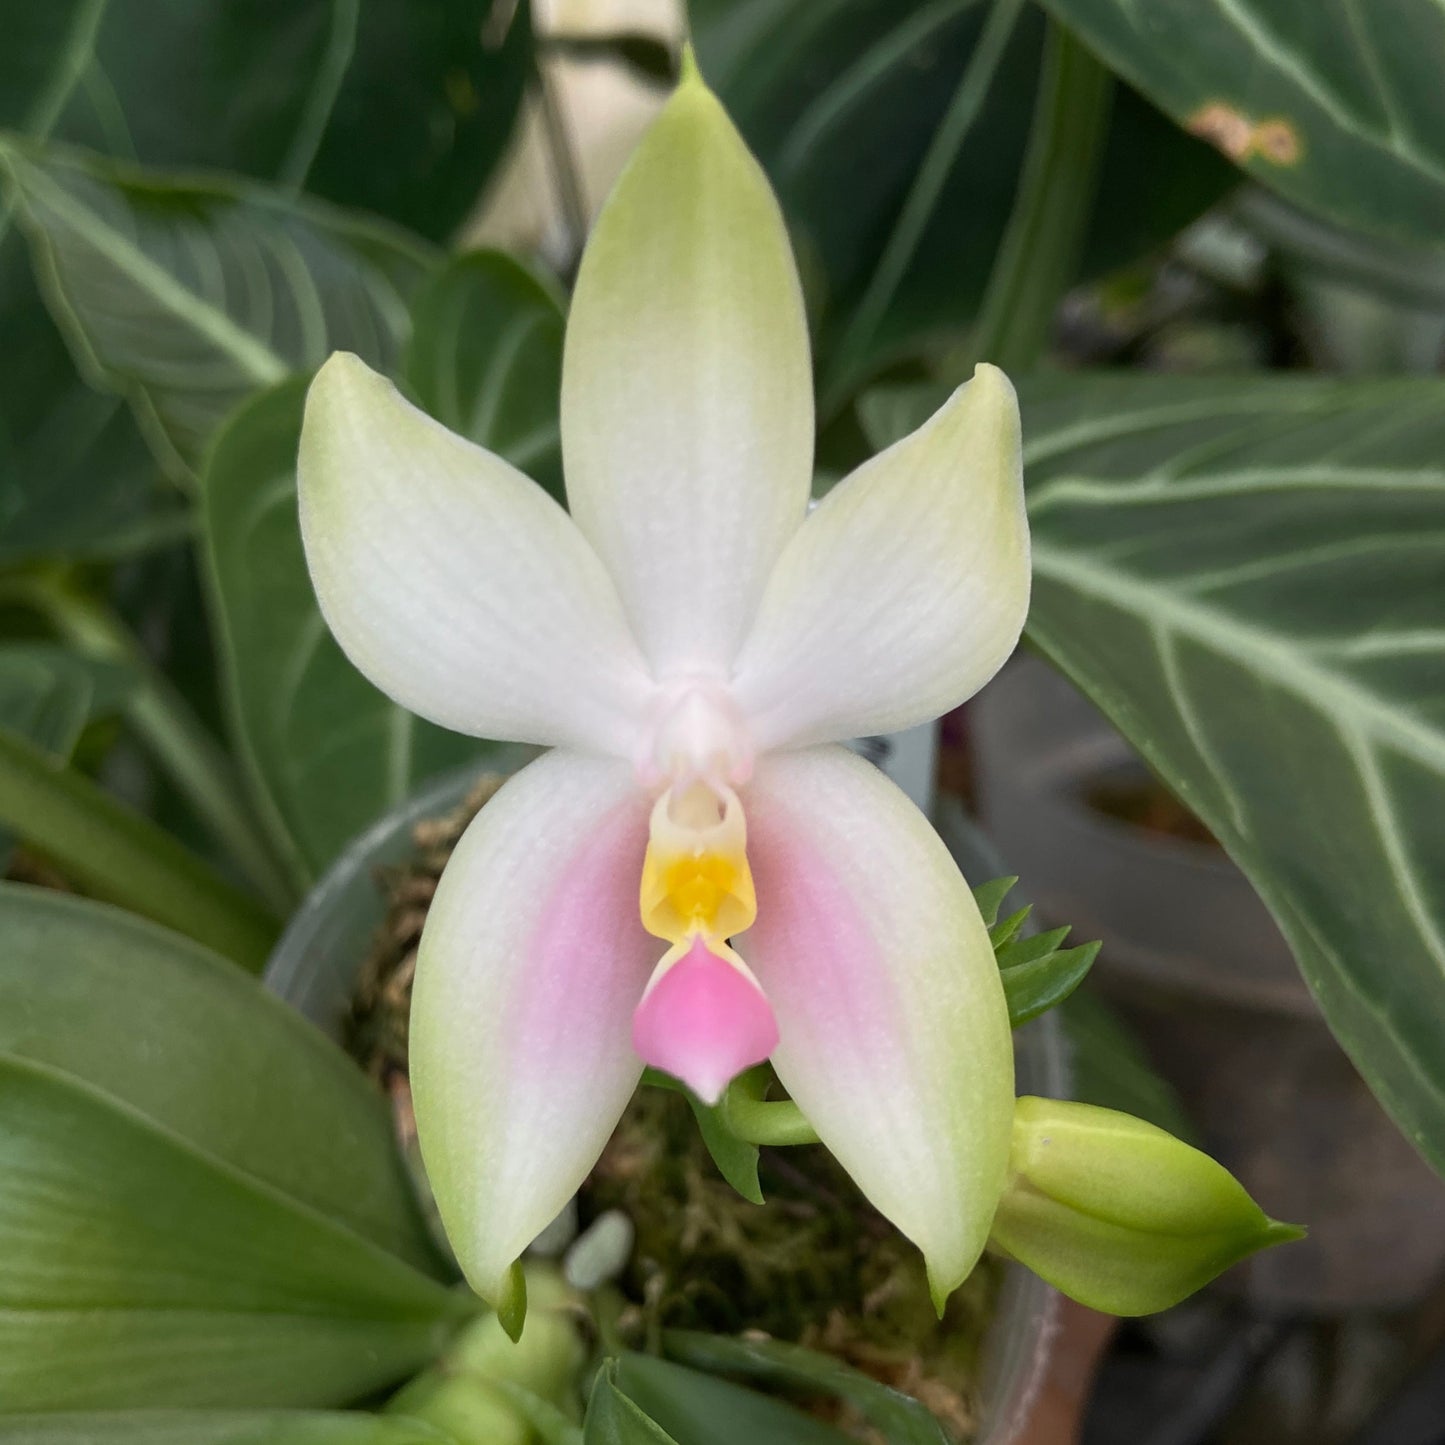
[
  {"x1": 963, "y1": 18, "x2": 1112, "y2": 374},
  {"x1": 0, "y1": 728, "x2": 277, "y2": 970},
  {"x1": 7, "y1": 570, "x2": 296, "y2": 914},
  {"x1": 723, "y1": 1079, "x2": 821, "y2": 1148}
]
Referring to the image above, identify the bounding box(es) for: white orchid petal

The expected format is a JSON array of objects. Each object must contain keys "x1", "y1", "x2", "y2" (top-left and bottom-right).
[
  {"x1": 561, "y1": 61, "x2": 814, "y2": 678},
  {"x1": 732, "y1": 365, "x2": 1028, "y2": 750},
  {"x1": 299, "y1": 353, "x2": 652, "y2": 755},
  {"x1": 409, "y1": 750, "x2": 656, "y2": 1309},
  {"x1": 738, "y1": 745, "x2": 1014, "y2": 1303}
]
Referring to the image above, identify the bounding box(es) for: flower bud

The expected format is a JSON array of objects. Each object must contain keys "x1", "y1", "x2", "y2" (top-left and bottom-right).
[{"x1": 990, "y1": 1096, "x2": 1303, "y2": 1315}]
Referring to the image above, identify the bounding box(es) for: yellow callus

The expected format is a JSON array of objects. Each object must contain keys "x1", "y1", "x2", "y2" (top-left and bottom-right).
[{"x1": 639, "y1": 783, "x2": 756, "y2": 943}]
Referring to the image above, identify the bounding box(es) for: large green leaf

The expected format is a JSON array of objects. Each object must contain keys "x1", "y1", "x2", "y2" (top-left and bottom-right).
[
  {"x1": 201, "y1": 250, "x2": 562, "y2": 882},
  {"x1": 404, "y1": 250, "x2": 566, "y2": 496},
  {"x1": 690, "y1": 0, "x2": 1234, "y2": 397},
  {"x1": 862, "y1": 373, "x2": 1445, "y2": 1174},
  {"x1": 584, "y1": 1362, "x2": 680, "y2": 1445},
  {"x1": 0, "y1": 884, "x2": 462, "y2": 1408},
  {"x1": 0, "y1": 642, "x2": 131, "y2": 866},
  {"x1": 0, "y1": 643, "x2": 130, "y2": 758},
  {"x1": 0, "y1": 1413, "x2": 452, "y2": 1444},
  {"x1": 0, "y1": 243, "x2": 181, "y2": 564},
  {"x1": 1, "y1": 0, "x2": 532, "y2": 242},
  {"x1": 1035, "y1": 0, "x2": 1445, "y2": 255},
  {"x1": 664, "y1": 1334, "x2": 949, "y2": 1445},
  {"x1": 1, "y1": 141, "x2": 434, "y2": 473},
  {"x1": 611, "y1": 1356, "x2": 850, "y2": 1445},
  {"x1": 0, "y1": 2, "x2": 179, "y2": 564}
]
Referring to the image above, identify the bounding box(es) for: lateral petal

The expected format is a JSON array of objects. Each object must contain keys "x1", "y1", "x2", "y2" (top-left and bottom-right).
[
  {"x1": 561, "y1": 60, "x2": 814, "y2": 677},
  {"x1": 299, "y1": 352, "x2": 652, "y2": 755},
  {"x1": 409, "y1": 750, "x2": 656, "y2": 1310},
  {"x1": 732, "y1": 365, "x2": 1028, "y2": 750},
  {"x1": 738, "y1": 745, "x2": 1015, "y2": 1303}
]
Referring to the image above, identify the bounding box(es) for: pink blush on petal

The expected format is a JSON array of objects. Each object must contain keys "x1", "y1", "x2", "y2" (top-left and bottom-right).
[{"x1": 632, "y1": 937, "x2": 779, "y2": 1105}]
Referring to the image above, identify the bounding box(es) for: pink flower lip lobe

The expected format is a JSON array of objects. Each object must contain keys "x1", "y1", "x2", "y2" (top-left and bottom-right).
[{"x1": 632, "y1": 935, "x2": 779, "y2": 1104}]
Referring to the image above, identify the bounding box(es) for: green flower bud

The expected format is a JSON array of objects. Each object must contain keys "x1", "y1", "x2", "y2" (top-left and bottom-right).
[
  {"x1": 990, "y1": 1096, "x2": 1304, "y2": 1315},
  {"x1": 388, "y1": 1265, "x2": 585, "y2": 1439},
  {"x1": 387, "y1": 1373, "x2": 530, "y2": 1445}
]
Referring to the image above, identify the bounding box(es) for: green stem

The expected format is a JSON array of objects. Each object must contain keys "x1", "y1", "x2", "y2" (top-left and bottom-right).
[
  {"x1": 722, "y1": 1079, "x2": 821, "y2": 1148},
  {"x1": 963, "y1": 19, "x2": 1112, "y2": 374},
  {"x1": 820, "y1": 0, "x2": 1029, "y2": 414},
  {"x1": 10, "y1": 572, "x2": 295, "y2": 915},
  {"x1": 0, "y1": 729, "x2": 277, "y2": 970}
]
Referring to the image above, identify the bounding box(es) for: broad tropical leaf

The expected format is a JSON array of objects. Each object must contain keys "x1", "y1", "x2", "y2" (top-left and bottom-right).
[
  {"x1": 663, "y1": 1334, "x2": 949, "y2": 1445},
  {"x1": 0, "y1": 885, "x2": 461, "y2": 1408},
  {"x1": 0, "y1": 4, "x2": 178, "y2": 563},
  {"x1": 405, "y1": 250, "x2": 566, "y2": 496},
  {"x1": 0, "y1": 643, "x2": 130, "y2": 759},
  {"x1": 0, "y1": 0, "x2": 532, "y2": 241},
  {"x1": 691, "y1": 0, "x2": 1233, "y2": 397},
  {"x1": 0, "y1": 643, "x2": 132, "y2": 866},
  {"x1": 611, "y1": 1355, "x2": 850, "y2": 1445},
  {"x1": 1, "y1": 141, "x2": 434, "y2": 472},
  {"x1": 1036, "y1": 0, "x2": 1445, "y2": 255},
  {"x1": 863, "y1": 372, "x2": 1445, "y2": 1174}
]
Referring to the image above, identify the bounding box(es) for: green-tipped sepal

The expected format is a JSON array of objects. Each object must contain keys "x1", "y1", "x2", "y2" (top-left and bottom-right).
[{"x1": 990, "y1": 1097, "x2": 1304, "y2": 1315}]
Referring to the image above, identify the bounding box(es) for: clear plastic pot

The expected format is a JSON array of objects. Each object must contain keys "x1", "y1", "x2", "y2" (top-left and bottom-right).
[{"x1": 266, "y1": 764, "x2": 1067, "y2": 1445}]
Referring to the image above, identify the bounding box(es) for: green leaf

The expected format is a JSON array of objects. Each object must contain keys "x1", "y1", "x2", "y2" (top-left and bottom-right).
[
  {"x1": 0, "y1": 642, "x2": 131, "y2": 864},
  {"x1": 0, "y1": 642, "x2": 130, "y2": 758},
  {"x1": 0, "y1": 1, "x2": 104, "y2": 135},
  {"x1": 200, "y1": 379, "x2": 492, "y2": 886},
  {"x1": 613, "y1": 1355, "x2": 851, "y2": 1445},
  {"x1": 1, "y1": 140, "x2": 435, "y2": 472},
  {"x1": 863, "y1": 372, "x2": 1445, "y2": 1174},
  {"x1": 691, "y1": 0, "x2": 1234, "y2": 396},
  {"x1": 0, "y1": 1413, "x2": 453, "y2": 1444},
  {"x1": 0, "y1": 883, "x2": 461, "y2": 1408},
  {"x1": 686, "y1": 1093, "x2": 764, "y2": 1205},
  {"x1": 404, "y1": 249, "x2": 566, "y2": 496},
  {"x1": 584, "y1": 1362, "x2": 681, "y2": 1445},
  {"x1": 1035, "y1": 0, "x2": 1445, "y2": 255},
  {"x1": 663, "y1": 1333, "x2": 949, "y2": 1445},
  {"x1": 3, "y1": 0, "x2": 532, "y2": 243},
  {"x1": 1000, "y1": 939, "x2": 1100, "y2": 1029},
  {"x1": 968, "y1": 875, "x2": 1100, "y2": 1026},
  {"x1": 969, "y1": 873, "x2": 1018, "y2": 927},
  {"x1": 0, "y1": 732, "x2": 278, "y2": 968},
  {"x1": 0, "y1": 229, "x2": 182, "y2": 564}
]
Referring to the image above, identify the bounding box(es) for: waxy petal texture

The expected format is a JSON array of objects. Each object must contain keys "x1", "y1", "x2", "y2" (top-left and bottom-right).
[
  {"x1": 738, "y1": 745, "x2": 1014, "y2": 1303},
  {"x1": 300, "y1": 353, "x2": 651, "y2": 755},
  {"x1": 561, "y1": 62, "x2": 814, "y2": 678},
  {"x1": 732, "y1": 366, "x2": 1028, "y2": 750},
  {"x1": 409, "y1": 750, "x2": 656, "y2": 1308}
]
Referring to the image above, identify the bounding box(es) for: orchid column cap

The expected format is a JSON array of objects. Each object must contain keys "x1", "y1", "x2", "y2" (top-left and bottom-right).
[{"x1": 298, "y1": 55, "x2": 1029, "y2": 1331}]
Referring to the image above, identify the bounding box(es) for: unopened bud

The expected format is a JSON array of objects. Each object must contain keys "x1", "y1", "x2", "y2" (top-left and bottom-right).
[{"x1": 990, "y1": 1096, "x2": 1303, "y2": 1315}]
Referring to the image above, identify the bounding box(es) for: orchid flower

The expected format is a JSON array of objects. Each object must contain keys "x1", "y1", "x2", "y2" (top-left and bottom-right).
[{"x1": 297, "y1": 60, "x2": 1029, "y2": 1330}]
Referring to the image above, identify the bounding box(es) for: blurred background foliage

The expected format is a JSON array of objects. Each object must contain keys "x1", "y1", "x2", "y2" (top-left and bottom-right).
[{"x1": 2, "y1": 0, "x2": 1445, "y2": 1441}]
